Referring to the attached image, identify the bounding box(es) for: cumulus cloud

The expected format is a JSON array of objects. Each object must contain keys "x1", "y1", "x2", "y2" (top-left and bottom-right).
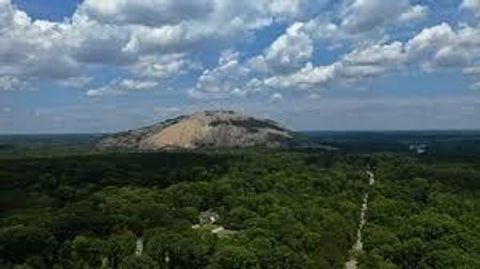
[
  {"x1": 463, "y1": 66, "x2": 480, "y2": 75},
  {"x1": 0, "y1": 1, "x2": 201, "y2": 91},
  {"x1": 266, "y1": 0, "x2": 329, "y2": 19},
  {"x1": 249, "y1": 22, "x2": 313, "y2": 74},
  {"x1": 0, "y1": 0, "x2": 477, "y2": 102},
  {"x1": 268, "y1": 93, "x2": 284, "y2": 104},
  {"x1": 58, "y1": 76, "x2": 92, "y2": 88},
  {"x1": 188, "y1": 20, "x2": 321, "y2": 98},
  {"x1": 122, "y1": 24, "x2": 191, "y2": 55},
  {"x1": 405, "y1": 23, "x2": 480, "y2": 71},
  {"x1": 189, "y1": 18, "x2": 480, "y2": 97},
  {"x1": 461, "y1": 0, "x2": 480, "y2": 16},
  {"x1": 0, "y1": 2, "x2": 81, "y2": 80},
  {"x1": 114, "y1": 0, "x2": 324, "y2": 56},
  {"x1": 0, "y1": 75, "x2": 25, "y2": 91},
  {"x1": 399, "y1": 5, "x2": 429, "y2": 22},
  {"x1": 79, "y1": 0, "x2": 214, "y2": 26},
  {"x1": 341, "y1": 0, "x2": 427, "y2": 34},
  {"x1": 0, "y1": 0, "x2": 327, "y2": 94},
  {"x1": 344, "y1": 42, "x2": 406, "y2": 68},
  {"x1": 87, "y1": 79, "x2": 158, "y2": 97},
  {"x1": 296, "y1": 1, "x2": 428, "y2": 48},
  {"x1": 471, "y1": 81, "x2": 480, "y2": 90},
  {"x1": 306, "y1": 93, "x2": 321, "y2": 101},
  {"x1": 263, "y1": 41, "x2": 406, "y2": 90},
  {"x1": 261, "y1": 22, "x2": 480, "y2": 91},
  {"x1": 66, "y1": 14, "x2": 133, "y2": 65},
  {"x1": 129, "y1": 54, "x2": 191, "y2": 79},
  {"x1": 264, "y1": 62, "x2": 337, "y2": 90},
  {"x1": 78, "y1": 0, "x2": 320, "y2": 29},
  {"x1": 189, "y1": 51, "x2": 251, "y2": 99}
]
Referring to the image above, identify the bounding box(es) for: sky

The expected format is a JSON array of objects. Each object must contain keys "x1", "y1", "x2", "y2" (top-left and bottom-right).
[{"x1": 0, "y1": 0, "x2": 480, "y2": 133}]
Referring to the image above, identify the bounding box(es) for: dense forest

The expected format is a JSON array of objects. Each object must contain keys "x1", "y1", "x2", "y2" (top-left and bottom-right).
[
  {"x1": 1, "y1": 150, "x2": 369, "y2": 268},
  {"x1": 359, "y1": 155, "x2": 480, "y2": 268},
  {"x1": 1, "y1": 135, "x2": 479, "y2": 268}
]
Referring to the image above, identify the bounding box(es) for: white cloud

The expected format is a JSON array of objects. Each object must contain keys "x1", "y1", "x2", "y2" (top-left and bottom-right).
[
  {"x1": 192, "y1": 30, "x2": 409, "y2": 94},
  {"x1": 399, "y1": 5, "x2": 428, "y2": 22},
  {"x1": 79, "y1": 0, "x2": 214, "y2": 26},
  {"x1": 129, "y1": 54, "x2": 191, "y2": 79},
  {"x1": 87, "y1": 79, "x2": 158, "y2": 97},
  {"x1": 295, "y1": 1, "x2": 428, "y2": 48},
  {"x1": 0, "y1": 2, "x2": 81, "y2": 80},
  {"x1": 268, "y1": 92, "x2": 284, "y2": 104},
  {"x1": 80, "y1": 0, "x2": 330, "y2": 58},
  {"x1": 184, "y1": 17, "x2": 480, "y2": 98},
  {"x1": 461, "y1": 0, "x2": 480, "y2": 17},
  {"x1": 1, "y1": 0, "x2": 426, "y2": 95},
  {"x1": 122, "y1": 24, "x2": 190, "y2": 54},
  {"x1": 266, "y1": 0, "x2": 330, "y2": 20},
  {"x1": 405, "y1": 23, "x2": 480, "y2": 71},
  {"x1": 0, "y1": 1, "x2": 205, "y2": 90},
  {"x1": 463, "y1": 66, "x2": 480, "y2": 75},
  {"x1": 266, "y1": 22, "x2": 480, "y2": 91},
  {"x1": 268, "y1": 0, "x2": 302, "y2": 17},
  {"x1": 341, "y1": 0, "x2": 427, "y2": 34},
  {"x1": 0, "y1": 0, "x2": 477, "y2": 101},
  {"x1": 344, "y1": 42, "x2": 406, "y2": 67},
  {"x1": 405, "y1": 23, "x2": 456, "y2": 59},
  {"x1": 115, "y1": 0, "x2": 322, "y2": 56},
  {"x1": 58, "y1": 76, "x2": 92, "y2": 88},
  {"x1": 0, "y1": 0, "x2": 316, "y2": 91},
  {"x1": 189, "y1": 50, "x2": 251, "y2": 99},
  {"x1": 304, "y1": 19, "x2": 346, "y2": 43},
  {"x1": 306, "y1": 93, "x2": 321, "y2": 101},
  {"x1": 249, "y1": 22, "x2": 313, "y2": 74},
  {"x1": 0, "y1": 75, "x2": 26, "y2": 91},
  {"x1": 263, "y1": 41, "x2": 406, "y2": 90},
  {"x1": 66, "y1": 14, "x2": 133, "y2": 65},
  {"x1": 264, "y1": 62, "x2": 337, "y2": 89},
  {"x1": 471, "y1": 81, "x2": 480, "y2": 90}
]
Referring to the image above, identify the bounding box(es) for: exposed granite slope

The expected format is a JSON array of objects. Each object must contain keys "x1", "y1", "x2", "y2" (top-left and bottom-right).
[{"x1": 97, "y1": 111, "x2": 303, "y2": 150}]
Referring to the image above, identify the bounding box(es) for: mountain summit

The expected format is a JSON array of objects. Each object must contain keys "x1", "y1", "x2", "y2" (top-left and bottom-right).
[{"x1": 97, "y1": 111, "x2": 302, "y2": 150}]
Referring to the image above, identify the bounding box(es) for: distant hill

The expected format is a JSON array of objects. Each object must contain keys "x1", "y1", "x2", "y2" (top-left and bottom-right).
[{"x1": 97, "y1": 111, "x2": 306, "y2": 150}]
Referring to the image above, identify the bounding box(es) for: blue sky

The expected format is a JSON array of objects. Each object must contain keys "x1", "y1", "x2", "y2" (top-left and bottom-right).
[{"x1": 0, "y1": 0, "x2": 479, "y2": 133}]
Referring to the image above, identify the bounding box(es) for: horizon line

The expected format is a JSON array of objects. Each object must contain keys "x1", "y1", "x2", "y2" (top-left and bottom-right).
[{"x1": 1, "y1": 128, "x2": 480, "y2": 136}]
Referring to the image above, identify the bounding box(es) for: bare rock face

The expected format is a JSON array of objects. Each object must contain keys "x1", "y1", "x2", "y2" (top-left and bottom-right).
[{"x1": 97, "y1": 111, "x2": 302, "y2": 150}]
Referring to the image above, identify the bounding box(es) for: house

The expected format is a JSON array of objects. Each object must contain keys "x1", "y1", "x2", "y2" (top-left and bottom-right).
[
  {"x1": 409, "y1": 144, "x2": 428, "y2": 155},
  {"x1": 199, "y1": 210, "x2": 219, "y2": 225}
]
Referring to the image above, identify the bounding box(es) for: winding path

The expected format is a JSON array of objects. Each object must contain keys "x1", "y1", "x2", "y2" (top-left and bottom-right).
[
  {"x1": 345, "y1": 170, "x2": 375, "y2": 269},
  {"x1": 135, "y1": 237, "x2": 144, "y2": 256}
]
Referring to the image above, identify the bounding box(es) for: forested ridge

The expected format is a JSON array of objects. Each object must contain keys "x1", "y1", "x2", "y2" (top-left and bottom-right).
[{"x1": 0, "y1": 150, "x2": 479, "y2": 268}]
